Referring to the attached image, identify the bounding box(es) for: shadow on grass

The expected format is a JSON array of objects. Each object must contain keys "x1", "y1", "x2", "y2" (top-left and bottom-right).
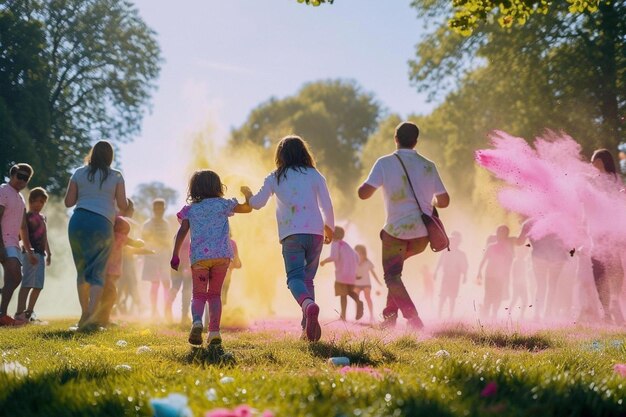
[
  {"x1": 432, "y1": 325, "x2": 552, "y2": 351},
  {"x1": 308, "y1": 339, "x2": 395, "y2": 366},
  {"x1": 451, "y1": 368, "x2": 626, "y2": 417},
  {"x1": 176, "y1": 347, "x2": 236, "y2": 367},
  {"x1": 38, "y1": 329, "x2": 80, "y2": 341},
  {"x1": 0, "y1": 366, "x2": 143, "y2": 417}
]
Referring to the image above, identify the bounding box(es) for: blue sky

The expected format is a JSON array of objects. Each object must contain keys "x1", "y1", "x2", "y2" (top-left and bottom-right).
[{"x1": 119, "y1": 0, "x2": 434, "y2": 205}]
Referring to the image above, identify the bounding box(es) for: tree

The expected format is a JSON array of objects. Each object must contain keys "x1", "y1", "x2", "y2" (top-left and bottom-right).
[
  {"x1": 0, "y1": 8, "x2": 50, "y2": 183},
  {"x1": 409, "y1": 0, "x2": 625, "y2": 156},
  {"x1": 230, "y1": 79, "x2": 382, "y2": 212},
  {"x1": 294, "y1": 0, "x2": 599, "y2": 34},
  {"x1": 131, "y1": 181, "x2": 179, "y2": 220},
  {"x1": 0, "y1": 0, "x2": 161, "y2": 193}
]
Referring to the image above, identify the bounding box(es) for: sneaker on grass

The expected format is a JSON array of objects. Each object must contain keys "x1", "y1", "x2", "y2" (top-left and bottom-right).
[
  {"x1": 304, "y1": 302, "x2": 321, "y2": 342},
  {"x1": 207, "y1": 338, "x2": 234, "y2": 363},
  {"x1": 0, "y1": 314, "x2": 17, "y2": 326},
  {"x1": 188, "y1": 322, "x2": 203, "y2": 346}
]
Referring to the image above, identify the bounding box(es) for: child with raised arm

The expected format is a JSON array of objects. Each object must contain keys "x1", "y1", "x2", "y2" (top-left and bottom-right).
[
  {"x1": 241, "y1": 135, "x2": 334, "y2": 342},
  {"x1": 354, "y1": 244, "x2": 383, "y2": 323},
  {"x1": 320, "y1": 226, "x2": 363, "y2": 322},
  {"x1": 477, "y1": 225, "x2": 515, "y2": 320},
  {"x1": 16, "y1": 187, "x2": 51, "y2": 323},
  {"x1": 171, "y1": 170, "x2": 251, "y2": 359}
]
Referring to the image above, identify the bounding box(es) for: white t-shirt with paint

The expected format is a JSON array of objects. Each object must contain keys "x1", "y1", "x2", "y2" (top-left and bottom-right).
[
  {"x1": 249, "y1": 167, "x2": 335, "y2": 242},
  {"x1": 364, "y1": 149, "x2": 447, "y2": 240}
]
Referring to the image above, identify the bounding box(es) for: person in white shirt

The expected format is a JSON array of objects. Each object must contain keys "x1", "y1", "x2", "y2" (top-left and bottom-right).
[
  {"x1": 242, "y1": 135, "x2": 334, "y2": 342},
  {"x1": 358, "y1": 122, "x2": 449, "y2": 330}
]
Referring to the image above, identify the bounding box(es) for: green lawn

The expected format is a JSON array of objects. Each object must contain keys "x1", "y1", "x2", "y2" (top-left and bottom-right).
[{"x1": 1, "y1": 320, "x2": 626, "y2": 417}]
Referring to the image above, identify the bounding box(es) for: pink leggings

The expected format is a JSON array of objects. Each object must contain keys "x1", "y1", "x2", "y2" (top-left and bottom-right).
[{"x1": 191, "y1": 258, "x2": 229, "y2": 331}]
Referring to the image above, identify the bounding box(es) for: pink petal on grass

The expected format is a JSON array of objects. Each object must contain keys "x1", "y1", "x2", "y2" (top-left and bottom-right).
[
  {"x1": 480, "y1": 381, "x2": 498, "y2": 397},
  {"x1": 233, "y1": 405, "x2": 252, "y2": 417},
  {"x1": 614, "y1": 364, "x2": 626, "y2": 377},
  {"x1": 339, "y1": 366, "x2": 383, "y2": 379}
]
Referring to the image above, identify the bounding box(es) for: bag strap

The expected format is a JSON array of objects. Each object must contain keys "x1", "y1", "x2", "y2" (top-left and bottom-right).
[{"x1": 394, "y1": 153, "x2": 425, "y2": 214}]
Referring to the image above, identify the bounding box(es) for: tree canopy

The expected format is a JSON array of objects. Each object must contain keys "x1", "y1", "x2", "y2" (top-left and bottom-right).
[
  {"x1": 406, "y1": 0, "x2": 625, "y2": 198},
  {"x1": 0, "y1": 0, "x2": 161, "y2": 193},
  {"x1": 295, "y1": 0, "x2": 602, "y2": 33},
  {"x1": 230, "y1": 79, "x2": 381, "y2": 213}
]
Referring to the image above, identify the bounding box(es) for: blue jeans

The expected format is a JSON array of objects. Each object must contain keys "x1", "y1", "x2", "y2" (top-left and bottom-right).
[{"x1": 281, "y1": 234, "x2": 324, "y2": 307}]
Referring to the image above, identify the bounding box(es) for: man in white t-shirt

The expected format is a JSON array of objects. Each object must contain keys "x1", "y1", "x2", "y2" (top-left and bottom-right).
[
  {"x1": 0, "y1": 163, "x2": 38, "y2": 326},
  {"x1": 358, "y1": 122, "x2": 449, "y2": 329}
]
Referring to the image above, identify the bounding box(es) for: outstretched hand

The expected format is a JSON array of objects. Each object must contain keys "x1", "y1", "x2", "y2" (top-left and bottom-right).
[{"x1": 240, "y1": 186, "x2": 252, "y2": 199}]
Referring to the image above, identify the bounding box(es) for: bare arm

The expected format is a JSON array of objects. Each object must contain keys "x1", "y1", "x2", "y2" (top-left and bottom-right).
[
  {"x1": 358, "y1": 183, "x2": 377, "y2": 200},
  {"x1": 20, "y1": 210, "x2": 38, "y2": 265},
  {"x1": 45, "y1": 226, "x2": 52, "y2": 266},
  {"x1": 170, "y1": 220, "x2": 190, "y2": 271},
  {"x1": 233, "y1": 202, "x2": 252, "y2": 213},
  {"x1": 371, "y1": 267, "x2": 383, "y2": 286},
  {"x1": 115, "y1": 182, "x2": 128, "y2": 212},
  {"x1": 64, "y1": 180, "x2": 78, "y2": 207}
]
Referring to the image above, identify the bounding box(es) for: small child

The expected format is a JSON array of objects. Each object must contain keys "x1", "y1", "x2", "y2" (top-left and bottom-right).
[
  {"x1": 171, "y1": 170, "x2": 251, "y2": 359},
  {"x1": 477, "y1": 225, "x2": 515, "y2": 320},
  {"x1": 142, "y1": 198, "x2": 173, "y2": 319},
  {"x1": 434, "y1": 231, "x2": 468, "y2": 318},
  {"x1": 354, "y1": 244, "x2": 382, "y2": 323},
  {"x1": 320, "y1": 226, "x2": 363, "y2": 321},
  {"x1": 92, "y1": 204, "x2": 146, "y2": 327},
  {"x1": 16, "y1": 187, "x2": 51, "y2": 323}
]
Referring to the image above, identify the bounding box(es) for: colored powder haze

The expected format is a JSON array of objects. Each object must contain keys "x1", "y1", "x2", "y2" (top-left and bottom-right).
[{"x1": 475, "y1": 131, "x2": 626, "y2": 255}]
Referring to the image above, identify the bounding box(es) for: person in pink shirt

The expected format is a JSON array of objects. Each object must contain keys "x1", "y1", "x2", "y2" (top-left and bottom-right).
[
  {"x1": 320, "y1": 226, "x2": 364, "y2": 321},
  {"x1": 0, "y1": 163, "x2": 38, "y2": 326}
]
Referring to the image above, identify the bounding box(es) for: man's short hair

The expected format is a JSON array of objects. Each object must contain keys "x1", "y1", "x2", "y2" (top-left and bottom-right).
[
  {"x1": 28, "y1": 187, "x2": 48, "y2": 202},
  {"x1": 395, "y1": 122, "x2": 419, "y2": 148},
  {"x1": 9, "y1": 163, "x2": 33, "y2": 178},
  {"x1": 152, "y1": 198, "x2": 166, "y2": 208}
]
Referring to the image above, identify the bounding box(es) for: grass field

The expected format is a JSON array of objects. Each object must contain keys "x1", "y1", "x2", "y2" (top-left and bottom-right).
[{"x1": 1, "y1": 320, "x2": 626, "y2": 417}]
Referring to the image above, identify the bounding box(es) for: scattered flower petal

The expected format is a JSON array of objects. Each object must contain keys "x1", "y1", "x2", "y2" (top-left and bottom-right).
[
  {"x1": 614, "y1": 364, "x2": 626, "y2": 377},
  {"x1": 338, "y1": 366, "x2": 382, "y2": 379},
  {"x1": 136, "y1": 345, "x2": 152, "y2": 354},
  {"x1": 205, "y1": 388, "x2": 217, "y2": 401},
  {"x1": 435, "y1": 350, "x2": 450, "y2": 357},
  {"x1": 480, "y1": 381, "x2": 498, "y2": 398},
  {"x1": 116, "y1": 340, "x2": 128, "y2": 348},
  {"x1": 115, "y1": 364, "x2": 132, "y2": 371},
  {"x1": 220, "y1": 376, "x2": 234, "y2": 384},
  {"x1": 1, "y1": 361, "x2": 28, "y2": 377}
]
